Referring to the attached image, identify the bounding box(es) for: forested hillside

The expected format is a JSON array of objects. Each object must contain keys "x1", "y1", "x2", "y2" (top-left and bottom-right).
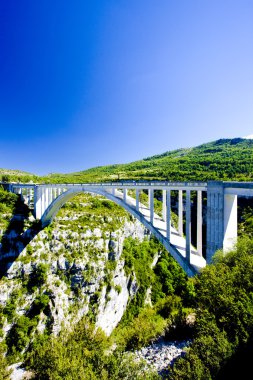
[
  {"x1": 1, "y1": 138, "x2": 253, "y2": 184},
  {"x1": 43, "y1": 138, "x2": 253, "y2": 183},
  {"x1": 0, "y1": 169, "x2": 38, "y2": 183}
]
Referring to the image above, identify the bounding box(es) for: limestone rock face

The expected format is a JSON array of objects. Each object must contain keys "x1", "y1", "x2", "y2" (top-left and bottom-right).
[
  {"x1": 96, "y1": 260, "x2": 133, "y2": 335},
  {"x1": 0, "y1": 205, "x2": 147, "y2": 339}
]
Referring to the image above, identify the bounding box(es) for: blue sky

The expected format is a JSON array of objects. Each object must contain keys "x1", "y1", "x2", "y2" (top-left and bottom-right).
[{"x1": 0, "y1": 1, "x2": 253, "y2": 175}]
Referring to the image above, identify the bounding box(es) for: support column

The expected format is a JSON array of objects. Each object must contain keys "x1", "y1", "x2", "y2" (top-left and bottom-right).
[
  {"x1": 162, "y1": 190, "x2": 167, "y2": 221},
  {"x1": 45, "y1": 188, "x2": 49, "y2": 211},
  {"x1": 223, "y1": 194, "x2": 237, "y2": 252},
  {"x1": 206, "y1": 182, "x2": 224, "y2": 264},
  {"x1": 52, "y1": 188, "x2": 55, "y2": 202},
  {"x1": 33, "y1": 187, "x2": 37, "y2": 216},
  {"x1": 29, "y1": 188, "x2": 33, "y2": 207},
  {"x1": 34, "y1": 187, "x2": 42, "y2": 219},
  {"x1": 186, "y1": 190, "x2": 191, "y2": 262},
  {"x1": 166, "y1": 190, "x2": 171, "y2": 240},
  {"x1": 48, "y1": 187, "x2": 53, "y2": 204},
  {"x1": 123, "y1": 188, "x2": 127, "y2": 202},
  {"x1": 136, "y1": 189, "x2": 139, "y2": 211},
  {"x1": 178, "y1": 190, "x2": 183, "y2": 236},
  {"x1": 149, "y1": 189, "x2": 154, "y2": 224},
  {"x1": 197, "y1": 191, "x2": 203, "y2": 256}
]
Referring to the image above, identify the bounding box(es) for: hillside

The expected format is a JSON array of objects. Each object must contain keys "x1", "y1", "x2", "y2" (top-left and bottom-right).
[
  {"x1": 2, "y1": 138, "x2": 253, "y2": 184},
  {"x1": 0, "y1": 168, "x2": 38, "y2": 183},
  {"x1": 43, "y1": 138, "x2": 253, "y2": 183}
]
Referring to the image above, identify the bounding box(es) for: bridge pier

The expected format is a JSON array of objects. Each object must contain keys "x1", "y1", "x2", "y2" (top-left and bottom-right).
[
  {"x1": 149, "y1": 189, "x2": 154, "y2": 224},
  {"x1": 136, "y1": 189, "x2": 139, "y2": 211},
  {"x1": 206, "y1": 182, "x2": 224, "y2": 264},
  {"x1": 197, "y1": 190, "x2": 203, "y2": 256},
  {"x1": 186, "y1": 190, "x2": 191, "y2": 261},
  {"x1": 162, "y1": 190, "x2": 167, "y2": 221},
  {"x1": 178, "y1": 190, "x2": 183, "y2": 236},
  {"x1": 34, "y1": 187, "x2": 43, "y2": 219},
  {"x1": 166, "y1": 189, "x2": 171, "y2": 240},
  {"x1": 223, "y1": 193, "x2": 237, "y2": 252},
  {"x1": 123, "y1": 188, "x2": 127, "y2": 202}
]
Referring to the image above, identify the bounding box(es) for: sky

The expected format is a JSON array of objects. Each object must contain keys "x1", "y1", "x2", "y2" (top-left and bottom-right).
[{"x1": 0, "y1": 0, "x2": 253, "y2": 175}]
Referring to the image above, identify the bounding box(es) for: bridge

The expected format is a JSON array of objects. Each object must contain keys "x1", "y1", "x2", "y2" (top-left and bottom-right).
[{"x1": 4, "y1": 181, "x2": 253, "y2": 276}]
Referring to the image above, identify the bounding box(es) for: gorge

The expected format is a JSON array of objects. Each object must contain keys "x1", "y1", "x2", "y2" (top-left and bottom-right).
[{"x1": 1, "y1": 138, "x2": 253, "y2": 379}]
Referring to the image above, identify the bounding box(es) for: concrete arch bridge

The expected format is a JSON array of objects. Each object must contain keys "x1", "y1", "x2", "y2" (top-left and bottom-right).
[{"x1": 5, "y1": 181, "x2": 253, "y2": 276}]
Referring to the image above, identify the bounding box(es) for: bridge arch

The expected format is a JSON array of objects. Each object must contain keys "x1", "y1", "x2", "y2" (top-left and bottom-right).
[
  {"x1": 40, "y1": 187, "x2": 198, "y2": 276},
  {"x1": 12, "y1": 181, "x2": 239, "y2": 276}
]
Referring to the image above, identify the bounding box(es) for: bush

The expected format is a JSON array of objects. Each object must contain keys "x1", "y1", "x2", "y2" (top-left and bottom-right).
[
  {"x1": 0, "y1": 343, "x2": 11, "y2": 380},
  {"x1": 6, "y1": 316, "x2": 36, "y2": 355},
  {"x1": 26, "y1": 318, "x2": 159, "y2": 379},
  {"x1": 116, "y1": 308, "x2": 166, "y2": 350},
  {"x1": 28, "y1": 264, "x2": 49, "y2": 290}
]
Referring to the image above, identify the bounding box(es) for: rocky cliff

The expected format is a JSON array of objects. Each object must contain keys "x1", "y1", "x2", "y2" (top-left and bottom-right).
[{"x1": 0, "y1": 192, "x2": 156, "y2": 352}]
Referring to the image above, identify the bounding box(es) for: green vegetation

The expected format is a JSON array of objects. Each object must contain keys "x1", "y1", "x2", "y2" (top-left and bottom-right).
[
  {"x1": 2, "y1": 138, "x2": 253, "y2": 183},
  {"x1": 170, "y1": 238, "x2": 253, "y2": 379},
  {"x1": 41, "y1": 138, "x2": 253, "y2": 183},
  {"x1": 27, "y1": 263, "x2": 49, "y2": 290},
  {"x1": 25, "y1": 318, "x2": 160, "y2": 380},
  {"x1": 0, "y1": 169, "x2": 38, "y2": 183},
  {"x1": 6, "y1": 315, "x2": 37, "y2": 357},
  {"x1": 0, "y1": 343, "x2": 11, "y2": 380}
]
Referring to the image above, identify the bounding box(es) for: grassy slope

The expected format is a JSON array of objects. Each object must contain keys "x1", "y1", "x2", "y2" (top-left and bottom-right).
[{"x1": 42, "y1": 138, "x2": 253, "y2": 183}]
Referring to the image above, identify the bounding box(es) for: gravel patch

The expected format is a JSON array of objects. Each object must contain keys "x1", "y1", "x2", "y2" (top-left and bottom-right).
[{"x1": 134, "y1": 338, "x2": 191, "y2": 377}]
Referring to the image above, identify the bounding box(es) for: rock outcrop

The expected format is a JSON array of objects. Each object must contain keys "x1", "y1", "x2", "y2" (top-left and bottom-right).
[{"x1": 0, "y1": 193, "x2": 150, "y2": 340}]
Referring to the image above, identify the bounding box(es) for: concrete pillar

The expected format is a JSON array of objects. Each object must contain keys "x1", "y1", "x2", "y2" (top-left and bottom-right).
[
  {"x1": 41, "y1": 188, "x2": 46, "y2": 217},
  {"x1": 178, "y1": 190, "x2": 183, "y2": 236},
  {"x1": 123, "y1": 188, "x2": 128, "y2": 202},
  {"x1": 33, "y1": 187, "x2": 37, "y2": 216},
  {"x1": 162, "y1": 190, "x2": 167, "y2": 221},
  {"x1": 48, "y1": 187, "x2": 52, "y2": 204},
  {"x1": 30, "y1": 188, "x2": 32, "y2": 206},
  {"x1": 197, "y1": 191, "x2": 203, "y2": 256},
  {"x1": 149, "y1": 189, "x2": 154, "y2": 224},
  {"x1": 223, "y1": 194, "x2": 237, "y2": 252},
  {"x1": 166, "y1": 190, "x2": 171, "y2": 240},
  {"x1": 206, "y1": 182, "x2": 224, "y2": 264},
  {"x1": 34, "y1": 187, "x2": 42, "y2": 219},
  {"x1": 186, "y1": 190, "x2": 191, "y2": 262},
  {"x1": 45, "y1": 188, "x2": 49, "y2": 211},
  {"x1": 136, "y1": 189, "x2": 139, "y2": 211},
  {"x1": 27, "y1": 188, "x2": 32, "y2": 207}
]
